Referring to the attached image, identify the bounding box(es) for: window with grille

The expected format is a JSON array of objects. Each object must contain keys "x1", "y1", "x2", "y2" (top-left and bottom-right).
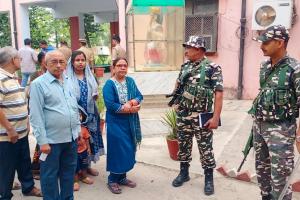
[{"x1": 185, "y1": 0, "x2": 218, "y2": 52}]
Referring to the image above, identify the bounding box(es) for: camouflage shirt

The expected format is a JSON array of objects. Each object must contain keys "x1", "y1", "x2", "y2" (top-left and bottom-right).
[
  {"x1": 177, "y1": 57, "x2": 223, "y2": 116},
  {"x1": 251, "y1": 55, "x2": 300, "y2": 121}
]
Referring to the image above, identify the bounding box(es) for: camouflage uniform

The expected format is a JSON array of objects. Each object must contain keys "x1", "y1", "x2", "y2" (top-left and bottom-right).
[
  {"x1": 250, "y1": 25, "x2": 300, "y2": 200},
  {"x1": 176, "y1": 56, "x2": 223, "y2": 169}
]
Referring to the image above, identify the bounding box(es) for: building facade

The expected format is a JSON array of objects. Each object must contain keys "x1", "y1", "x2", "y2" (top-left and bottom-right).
[
  {"x1": 128, "y1": 0, "x2": 300, "y2": 99},
  {"x1": 1, "y1": 0, "x2": 300, "y2": 99}
]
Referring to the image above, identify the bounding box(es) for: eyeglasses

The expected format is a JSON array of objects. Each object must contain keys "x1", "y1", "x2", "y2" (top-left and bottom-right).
[
  {"x1": 115, "y1": 64, "x2": 128, "y2": 68},
  {"x1": 48, "y1": 59, "x2": 66, "y2": 65}
]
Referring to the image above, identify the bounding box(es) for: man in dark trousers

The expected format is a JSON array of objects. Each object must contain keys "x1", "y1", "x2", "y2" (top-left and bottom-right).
[{"x1": 0, "y1": 46, "x2": 42, "y2": 200}]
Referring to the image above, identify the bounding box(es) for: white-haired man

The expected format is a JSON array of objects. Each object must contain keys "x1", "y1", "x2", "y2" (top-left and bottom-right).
[
  {"x1": 29, "y1": 50, "x2": 80, "y2": 200},
  {"x1": 0, "y1": 46, "x2": 42, "y2": 200}
]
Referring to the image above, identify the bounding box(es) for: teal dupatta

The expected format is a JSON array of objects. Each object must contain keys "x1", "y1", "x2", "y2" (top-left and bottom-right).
[{"x1": 126, "y1": 77, "x2": 142, "y2": 147}]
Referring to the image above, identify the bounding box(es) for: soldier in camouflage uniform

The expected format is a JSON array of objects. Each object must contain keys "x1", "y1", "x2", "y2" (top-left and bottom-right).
[
  {"x1": 250, "y1": 25, "x2": 300, "y2": 200},
  {"x1": 171, "y1": 35, "x2": 223, "y2": 196}
]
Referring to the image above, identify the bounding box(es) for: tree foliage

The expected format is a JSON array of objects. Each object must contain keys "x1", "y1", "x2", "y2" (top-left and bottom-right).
[
  {"x1": 84, "y1": 14, "x2": 110, "y2": 47},
  {"x1": 29, "y1": 6, "x2": 70, "y2": 49},
  {"x1": 0, "y1": 5, "x2": 110, "y2": 50},
  {"x1": 0, "y1": 13, "x2": 12, "y2": 47}
]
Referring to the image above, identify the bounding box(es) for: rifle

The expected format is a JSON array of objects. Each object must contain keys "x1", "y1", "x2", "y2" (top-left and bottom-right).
[
  {"x1": 166, "y1": 72, "x2": 191, "y2": 107},
  {"x1": 237, "y1": 129, "x2": 254, "y2": 172},
  {"x1": 238, "y1": 67, "x2": 271, "y2": 171}
]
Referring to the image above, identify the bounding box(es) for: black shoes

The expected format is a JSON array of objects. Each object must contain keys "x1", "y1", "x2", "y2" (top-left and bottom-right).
[
  {"x1": 204, "y1": 168, "x2": 214, "y2": 196},
  {"x1": 172, "y1": 164, "x2": 215, "y2": 196},
  {"x1": 172, "y1": 162, "x2": 190, "y2": 187}
]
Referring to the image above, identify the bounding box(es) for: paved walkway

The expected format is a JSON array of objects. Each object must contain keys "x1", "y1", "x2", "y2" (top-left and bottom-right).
[{"x1": 12, "y1": 100, "x2": 300, "y2": 200}]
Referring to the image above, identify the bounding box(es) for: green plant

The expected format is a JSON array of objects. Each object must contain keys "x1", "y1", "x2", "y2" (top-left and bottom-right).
[
  {"x1": 16, "y1": 70, "x2": 22, "y2": 79},
  {"x1": 161, "y1": 109, "x2": 177, "y2": 140},
  {"x1": 0, "y1": 12, "x2": 12, "y2": 47},
  {"x1": 96, "y1": 84, "x2": 105, "y2": 118},
  {"x1": 29, "y1": 6, "x2": 70, "y2": 48},
  {"x1": 94, "y1": 55, "x2": 111, "y2": 65},
  {"x1": 83, "y1": 14, "x2": 110, "y2": 47}
]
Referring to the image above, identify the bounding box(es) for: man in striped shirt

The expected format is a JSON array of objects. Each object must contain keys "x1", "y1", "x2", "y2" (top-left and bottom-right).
[{"x1": 0, "y1": 46, "x2": 41, "y2": 199}]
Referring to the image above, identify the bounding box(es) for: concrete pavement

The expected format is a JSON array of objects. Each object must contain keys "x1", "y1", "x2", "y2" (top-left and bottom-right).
[{"x1": 12, "y1": 99, "x2": 300, "y2": 200}]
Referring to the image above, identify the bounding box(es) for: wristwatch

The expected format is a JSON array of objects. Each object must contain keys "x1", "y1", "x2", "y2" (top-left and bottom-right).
[{"x1": 296, "y1": 135, "x2": 300, "y2": 143}]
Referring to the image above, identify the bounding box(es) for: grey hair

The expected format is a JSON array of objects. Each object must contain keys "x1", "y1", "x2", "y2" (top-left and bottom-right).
[
  {"x1": 0, "y1": 46, "x2": 18, "y2": 66},
  {"x1": 45, "y1": 50, "x2": 65, "y2": 63}
]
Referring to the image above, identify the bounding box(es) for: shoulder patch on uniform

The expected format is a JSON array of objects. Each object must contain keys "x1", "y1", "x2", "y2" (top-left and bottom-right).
[{"x1": 287, "y1": 57, "x2": 300, "y2": 70}]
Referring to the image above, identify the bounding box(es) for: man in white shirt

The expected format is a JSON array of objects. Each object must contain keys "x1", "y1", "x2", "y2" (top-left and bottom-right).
[{"x1": 18, "y1": 38, "x2": 37, "y2": 87}]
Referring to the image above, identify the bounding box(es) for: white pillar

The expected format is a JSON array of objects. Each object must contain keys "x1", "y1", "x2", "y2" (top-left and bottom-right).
[
  {"x1": 118, "y1": 0, "x2": 126, "y2": 49},
  {"x1": 17, "y1": 5, "x2": 30, "y2": 48},
  {"x1": 17, "y1": 5, "x2": 30, "y2": 47}
]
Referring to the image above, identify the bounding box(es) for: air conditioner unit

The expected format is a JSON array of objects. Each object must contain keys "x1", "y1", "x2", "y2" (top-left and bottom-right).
[
  {"x1": 202, "y1": 35, "x2": 213, "y2": 51},
  {"x1": 252, "y1": 0, "x2": 293, "y2": 30}
]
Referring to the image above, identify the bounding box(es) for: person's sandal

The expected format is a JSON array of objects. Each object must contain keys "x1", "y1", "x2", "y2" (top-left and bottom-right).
[
  {"x1": 119, "y1": 178, "x2": 137, "y2": 188},
  {"x1": 23, "y1": 187, "x2": 43, "y2": 197},
  {"x1": 87, "y1": 168, "x2": 99, "y2": 176},
  {"x1": 107, "y1": 183, "x2": 122, "y2": 194},
  {"x1": 80, "y1": 177, "x2": 94, "y2": 185}
]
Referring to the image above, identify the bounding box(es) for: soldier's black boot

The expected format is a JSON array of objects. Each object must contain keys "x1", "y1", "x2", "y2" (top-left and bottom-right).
[
  {"x1": 204, "y1": 168, "x2": 214, "y2": 195},
  {"x1": 172, "y1": 162, "x2": 190, "y2": 187},
  {"x1": 262, "y1": 194, "x2": 272, "y2": 200}
]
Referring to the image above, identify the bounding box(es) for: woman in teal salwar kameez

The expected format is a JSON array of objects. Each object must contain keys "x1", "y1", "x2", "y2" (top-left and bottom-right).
[{"x1": 103, "y1": 58, "x2": 143, "y2": 194}]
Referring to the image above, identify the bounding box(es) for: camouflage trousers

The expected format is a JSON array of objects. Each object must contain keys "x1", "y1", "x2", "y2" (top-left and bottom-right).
[
  {"x1": 253, "y1": 120, "x2": 296, "y2": 200},
  {"x1": 176, "y1": 114, "x2": 216, "y2": 169}
]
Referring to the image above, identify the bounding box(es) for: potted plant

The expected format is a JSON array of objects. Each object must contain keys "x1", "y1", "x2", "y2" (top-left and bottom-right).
[
  {"x1": 94, "y1": 54, "x2": 111, "y2": 78},
  {"x1": 161, "y1": 109, "x2": 179, "y2": 161},
  {"x1": 94, "y1": 67, "x2": 105, "y2": 78}
]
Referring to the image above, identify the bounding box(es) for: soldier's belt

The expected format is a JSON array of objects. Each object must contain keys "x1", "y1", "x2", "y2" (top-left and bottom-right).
[{"x1": 182, "y1": 91, "x2": 194, "y2": 100}]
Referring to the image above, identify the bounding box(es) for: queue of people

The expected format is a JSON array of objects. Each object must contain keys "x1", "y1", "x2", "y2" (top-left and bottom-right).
[
  {"x1": 1, "y1": 25, "x2": 300, "y2": 200},
  {"x1": 0, "y1": 35, "x2": 138, "y2": 199}
]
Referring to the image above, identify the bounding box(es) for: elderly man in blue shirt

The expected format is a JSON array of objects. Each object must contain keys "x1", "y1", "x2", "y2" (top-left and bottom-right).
[{"x1": 29, "y1": 50, "x2": 80, "y2": 200}]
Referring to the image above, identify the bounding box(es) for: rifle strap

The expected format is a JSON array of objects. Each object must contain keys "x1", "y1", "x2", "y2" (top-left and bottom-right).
[
  {"x1": 260, "y1": 64, "x2": 289, "y2": 89},
  {"x1": 199, "y1": 64, "x2": 206, "y2": 86},
  {"x1": 198, "y1": 58, "x2": 211, "y2": 87},
  {"x1": 278, "y1": 65, "x2": 289, "y2": 88},
  {"x1": 249, "y1": 64, "x2": 289, "y2": 115}
]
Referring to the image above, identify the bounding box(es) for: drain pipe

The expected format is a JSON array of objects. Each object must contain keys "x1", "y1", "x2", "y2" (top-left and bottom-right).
[
  {"x1": 11, "y1": 0, "x2": 18, "y2": 49},
  {"x1": 237, "y1": 0, "x2": 247, "y2": 99}
]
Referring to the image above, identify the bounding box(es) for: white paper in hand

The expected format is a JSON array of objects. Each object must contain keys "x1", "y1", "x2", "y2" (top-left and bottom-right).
[{"x1": 39, "y1": 153, "x2": 48, "y2": 161}]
